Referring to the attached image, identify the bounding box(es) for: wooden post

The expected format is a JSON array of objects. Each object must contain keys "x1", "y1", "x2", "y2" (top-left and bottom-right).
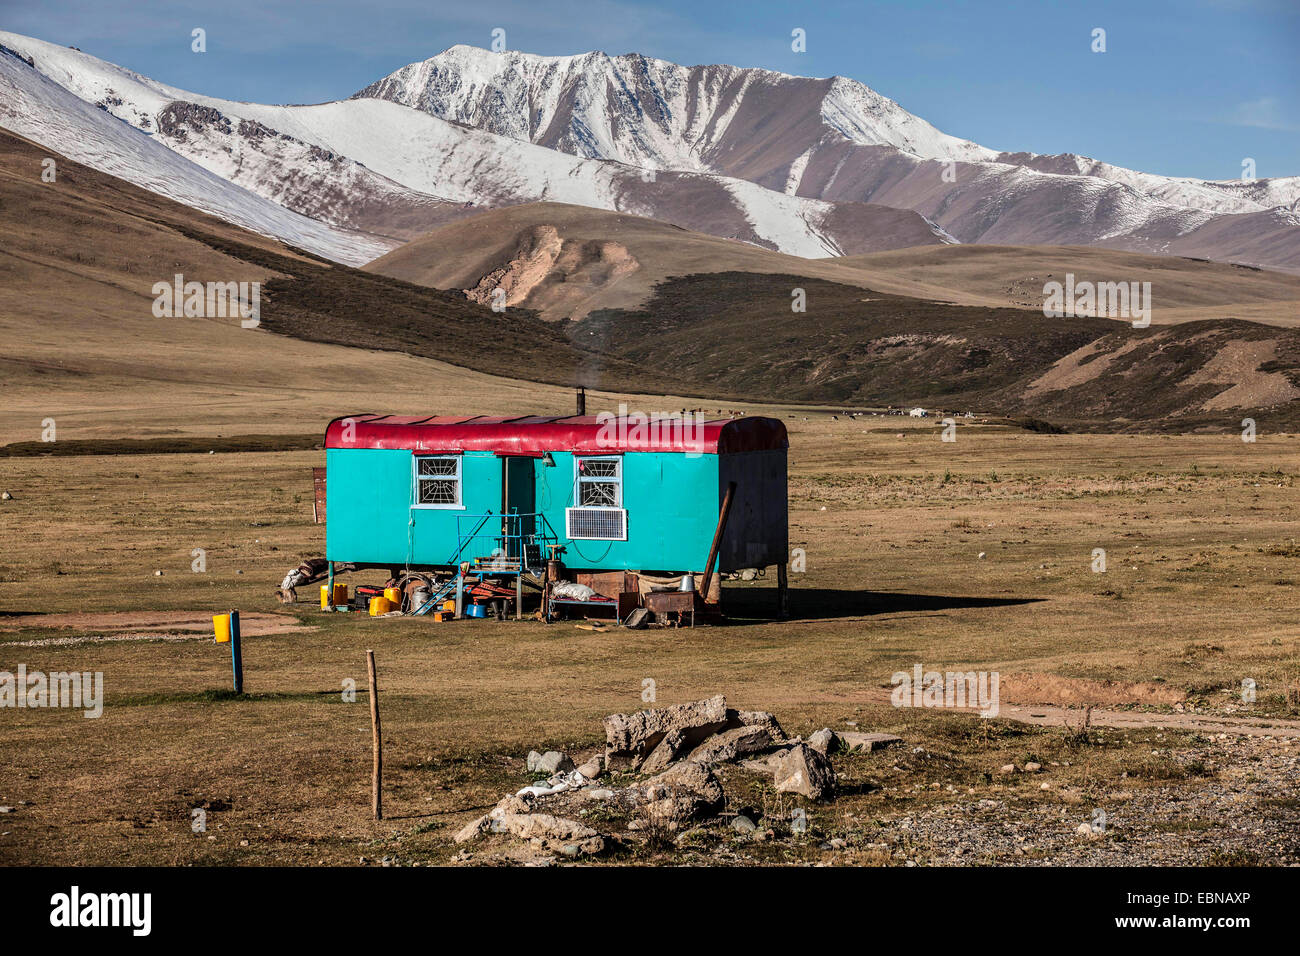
[
  {"x1": 367, "y1": 649, "x2": 382, "y2": 821},
  {"x1": 777, "y1": 563, "x2": 789, "y2": 619},
  {"x1": 515, "y1": 573, "x2": 523, "y2": 621},
  {"x1": 700, "y1": 481, "x2": 737, "y2": 601},
  {"x1": 229, "y1": 610, "x2": 243, "y2": 694}
]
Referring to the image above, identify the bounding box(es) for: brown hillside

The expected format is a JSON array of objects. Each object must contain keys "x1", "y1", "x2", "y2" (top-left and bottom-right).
[{"x1": 369, "y1": 204, "x2": 1300, "y2": 326}]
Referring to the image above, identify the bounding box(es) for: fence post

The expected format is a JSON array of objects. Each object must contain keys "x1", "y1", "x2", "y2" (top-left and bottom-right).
[
  {"x1": 367, "y1": 650, "x2": 382, "y2": 821},
  {"x1": 229, "y1": 609, "x2": 243, "y2": 694}
]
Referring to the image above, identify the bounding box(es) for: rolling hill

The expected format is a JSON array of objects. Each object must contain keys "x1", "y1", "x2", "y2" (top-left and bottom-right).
[
  {"x1": 0, "y1": 127, "x2": 684, "y2": 446},
  {"x1": 365, "y1": 202, "x2": 945, "y2": 321},
  {"x1": 5, "y1": 124, "x2": 1300, "y2": 436},
  {"x1": 574, "y1": 272, "x2": 1300, "y2": 430},
  {"x1": 367, "y1": 203, "x2": 1300, "y2": 325}
]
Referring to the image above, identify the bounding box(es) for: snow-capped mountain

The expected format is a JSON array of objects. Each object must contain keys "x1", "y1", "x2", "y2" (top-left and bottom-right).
[
  {"x1": 357, "y1": 44, "x2": 1300, "y2": 269},
  {"x1": 0, "y1": 31, "x2": 950, "y2": 260},
  {"x1": 0, "y1": 34, "x2": 476, "y2": 251},
  {"x1": 1, "y1": 30, "x2": 1297, "y2": 273},
  {"x1": 353, "y1": 46, "x2": 998, "y2": 172},
  {"x1": 0, "y1": 41, "x2": 395, "y2": 265}
]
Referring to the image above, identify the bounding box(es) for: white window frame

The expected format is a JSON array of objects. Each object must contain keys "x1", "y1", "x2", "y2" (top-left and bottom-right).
[
  {"x1": 573, "y1": 455, "x2": 623, "y2": 509},
  {"x1": 412, "y1": 454, "x2": 464, "y2": 510}
]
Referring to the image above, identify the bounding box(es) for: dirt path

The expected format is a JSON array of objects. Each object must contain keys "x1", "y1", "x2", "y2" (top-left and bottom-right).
[
  {"x1": 993, "y1": 702, "x2": 1300, "y2": 738},
  {"x1": 0, "y1": 610, "x2": 312, "y2": 647},
  {"x1": 850, "y1": 683, "x2": 1300, "y2": 738}
]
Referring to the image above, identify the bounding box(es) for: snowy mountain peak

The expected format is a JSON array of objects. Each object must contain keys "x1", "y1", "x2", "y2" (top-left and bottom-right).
[{"x1": 353, "y1": 43, "x2": 994, "y2": 169}]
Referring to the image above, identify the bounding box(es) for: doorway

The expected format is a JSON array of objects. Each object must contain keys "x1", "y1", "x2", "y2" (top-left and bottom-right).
[{"x1": 501, "y1": 456, "x2": 536, "y2": 565}]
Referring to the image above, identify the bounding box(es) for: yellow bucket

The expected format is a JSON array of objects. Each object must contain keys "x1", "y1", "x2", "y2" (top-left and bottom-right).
[
  {"x1": 384, "y1": 587, "x2": 403, "y2": 606},
  {"x1": 213, "y1": 613, "x2": 231, "y2": 643},
  {"x1": 321, "y1": 584, "x2": 348, "y2": 608},
  {"x1": 369, "y1": 596, "x2": 394, "y2": 616}
]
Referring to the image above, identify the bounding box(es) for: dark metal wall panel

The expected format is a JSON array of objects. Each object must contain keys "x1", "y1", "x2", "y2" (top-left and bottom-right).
[{"x1": 717, "y1": 448, "x2": 788, "y2": 572}]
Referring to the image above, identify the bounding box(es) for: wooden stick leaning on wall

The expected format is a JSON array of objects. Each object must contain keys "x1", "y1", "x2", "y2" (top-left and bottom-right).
[
  {"x1": 700, "y1": 481, "x2": 737, "y2": 602},
  {"x1": 367, "y1": 649, "x2": 382, "y2": 821}
]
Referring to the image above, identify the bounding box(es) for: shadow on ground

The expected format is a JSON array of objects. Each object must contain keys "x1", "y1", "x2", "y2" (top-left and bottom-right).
[{"x1": 723, "y1": 586, "x2": 1043, "y2": 622}]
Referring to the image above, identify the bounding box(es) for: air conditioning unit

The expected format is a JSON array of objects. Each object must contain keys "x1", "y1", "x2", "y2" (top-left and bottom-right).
[{"x1": 566, "y1": 507, "x2": 628, "y2": 541}]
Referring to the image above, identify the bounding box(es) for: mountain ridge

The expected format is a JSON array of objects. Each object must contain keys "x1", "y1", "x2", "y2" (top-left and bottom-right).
[
  {"x1": 354, "y1": 42, "x2": 1300, "y2": 272},
  {"x1": 0, "y1": 31, "x2": 948, "y2": 259},
  {"x1": 1, "y1": 30, "x2": 1298, "y2": 273}
]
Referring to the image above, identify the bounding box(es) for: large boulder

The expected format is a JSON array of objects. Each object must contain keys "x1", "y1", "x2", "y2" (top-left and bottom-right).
[
  {"x1": 728, "y1": 709, "x2": 787, "y2": 741},
  {"x1": 454, "y1": 811, "x2": 604, "y2": 856},
  {"x1": 685, "y1": 725, "x2": 776, "y2": 765},
  {"x1": 808, "y1": 728, "x2": 837, "y2": 755},
  {"x1": 640, "y1": 760, "x2": 724, "y2": 823},
  {"x1": 528, "y1": 750, "x2": 575, "y2": 774},
  {"x1": 603, "y1": 695, "x2": 729, "y2": 770},
  {"x1": 639, "y1": 728, "x2": 688, "y2": 773},
  {"x1": 773, "y1": 743, "x2": 835, "y2": 799},
  {"x1": 740, "y1": 749, "x2": 791, "y2": 774}
]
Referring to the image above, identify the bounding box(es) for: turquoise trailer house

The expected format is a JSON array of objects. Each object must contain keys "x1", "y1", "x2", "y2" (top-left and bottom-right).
[{"x1": 322, "y1": 414, "x2": 788, "y2": 588}]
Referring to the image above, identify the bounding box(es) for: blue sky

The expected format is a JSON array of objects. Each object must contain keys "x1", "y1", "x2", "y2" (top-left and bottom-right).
[{"x1": 4, "y1": 0, "x2": 1296, "y2": 179}]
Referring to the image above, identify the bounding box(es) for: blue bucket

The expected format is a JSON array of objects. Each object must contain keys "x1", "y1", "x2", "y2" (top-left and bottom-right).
[{"x1": 465, "y1": 603, "x2": 487, "y2": 618}]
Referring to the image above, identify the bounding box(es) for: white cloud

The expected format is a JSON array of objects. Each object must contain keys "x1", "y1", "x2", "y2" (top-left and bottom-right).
[{"x1": 1228, "y1": 96, "x2": 1297, "y2": 131}]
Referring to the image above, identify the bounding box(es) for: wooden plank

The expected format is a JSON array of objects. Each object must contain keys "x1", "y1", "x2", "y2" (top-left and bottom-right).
[
  {"x1": 700, "y1": 481, "x2": 737, "y2": 601},
  {"x1": 578, "y1": 571, "x2": 629, "y2": 600},
  {"x1": 312, "y1": 467, "x2": 327, "y2": 524},
  {"x1": 617, "y1": 590, "x2": 641, "y2": 620},
  {"x1": 367, "y1": 650, "x2": 382, "y2": 821}
]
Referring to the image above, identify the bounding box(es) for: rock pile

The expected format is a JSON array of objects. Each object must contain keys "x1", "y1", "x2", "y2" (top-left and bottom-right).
[
  {"x1": 451, "y1": 696, "x2": 902, "y2": 860},
  {"x1": 449, "y1": 697, "x2": 904, "y2": 863}
]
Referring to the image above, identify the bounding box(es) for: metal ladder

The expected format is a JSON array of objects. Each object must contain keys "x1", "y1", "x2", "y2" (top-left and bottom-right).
[{"x1": 410, "y1": 577, "x2": 459, "y2": 616}]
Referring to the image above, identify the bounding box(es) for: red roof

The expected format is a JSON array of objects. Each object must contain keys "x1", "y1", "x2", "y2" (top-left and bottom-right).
[{"x1": 324, "y1": 414, "x2": 787, "y2": 455}]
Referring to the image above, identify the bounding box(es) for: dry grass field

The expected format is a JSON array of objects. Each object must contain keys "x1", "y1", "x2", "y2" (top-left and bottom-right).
[
  {"x1": 3, "y1": 406, "x2": 1300, "y2": 866},
  {"x1": 4, "y1": 125, "x2": 1300, "y2": 867}
]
